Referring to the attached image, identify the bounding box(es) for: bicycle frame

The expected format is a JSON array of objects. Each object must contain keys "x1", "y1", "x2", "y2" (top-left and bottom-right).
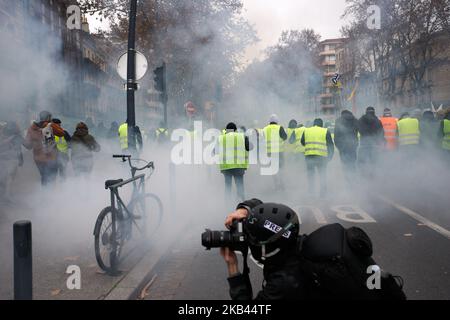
[{"x1": 107, "y1": 174, "x2": 146, "y2": 273}]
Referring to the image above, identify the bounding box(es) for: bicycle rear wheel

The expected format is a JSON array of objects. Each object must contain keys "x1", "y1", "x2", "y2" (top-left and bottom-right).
[
  {"x1": 128, "y1": 193, "x2": 164, "y2": 239},
  {"x1": 93, "y1": 207, "x2": 124, "y2": 274}
]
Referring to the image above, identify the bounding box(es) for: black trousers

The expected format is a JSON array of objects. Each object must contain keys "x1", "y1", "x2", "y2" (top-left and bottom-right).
[
  {"x1": 358, "y1": 145, "x2": 378, "y2": 179},
  {"x1": 339, "y1": 149, "x2": 357, "y2": 185}
]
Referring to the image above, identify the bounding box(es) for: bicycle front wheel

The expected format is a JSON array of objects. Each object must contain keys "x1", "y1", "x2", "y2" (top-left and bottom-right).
[
  {"x1": 93, "y1": 207, "x2": 124, "y2": 274},
  {"x1": 128, "y1": 193, "x2": 164, "y2": 239}
]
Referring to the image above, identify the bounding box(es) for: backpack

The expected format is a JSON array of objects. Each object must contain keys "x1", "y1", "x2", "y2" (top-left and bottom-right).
[
  {"x1": 298, "y1": 223, "x2": 406, "y2": 300},
  {"x1": 41, "y1": 123, "x2": 56, "y2": 153}
]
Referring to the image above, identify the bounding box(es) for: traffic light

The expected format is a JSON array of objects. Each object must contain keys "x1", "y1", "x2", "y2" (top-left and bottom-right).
[{"x1": 153, "y1": 63, "x2": 166, "y2": 93}]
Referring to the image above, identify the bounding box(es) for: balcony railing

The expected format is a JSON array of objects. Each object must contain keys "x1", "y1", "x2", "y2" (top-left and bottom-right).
[
  {"x1": 322, "y1": 61, "x2": 336, "y2": 66},
  {"x1": 319, "y1": 51, "x2": 335, "y2": 56},
  {"x1": 321, "y1": 104, "x2": 337, "y2": 109}
]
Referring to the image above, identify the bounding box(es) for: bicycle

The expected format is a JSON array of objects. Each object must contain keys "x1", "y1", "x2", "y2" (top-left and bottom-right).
[{"x1": 93, "y1": 155, "x2": 163, "y2": 275}]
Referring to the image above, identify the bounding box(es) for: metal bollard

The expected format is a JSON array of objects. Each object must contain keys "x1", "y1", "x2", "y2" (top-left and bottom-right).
[
  {"x1": 169, "y1": 162, "x2": 176, "y2": 216},
  {"x1": 13, "y1": 221, "x2": 32, "y2": 300}
]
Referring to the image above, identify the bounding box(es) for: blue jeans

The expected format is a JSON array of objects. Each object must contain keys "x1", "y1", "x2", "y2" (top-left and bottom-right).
[
  {"x1": 36, "y1": 160, "x2": 58, "y2": 186},
  {"x1": 306, "y1": 156, "x2": 328, "y2": 196},
  {"x1": 222, "y1": 169, "x2": 245, "y2": 204}
]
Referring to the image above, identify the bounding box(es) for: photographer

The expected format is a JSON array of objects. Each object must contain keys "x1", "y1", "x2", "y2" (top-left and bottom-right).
[
  {"x1": 219, "y1": 199, "x2": 406, "y2": 300},
  {"x1": 221, "y1": 199, "x2": 308, "y2": 300}
]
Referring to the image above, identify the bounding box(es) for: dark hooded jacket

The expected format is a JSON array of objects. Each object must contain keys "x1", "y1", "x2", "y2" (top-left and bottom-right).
[
  {"x1": 421, "y1": 112, "x2": 439, "y2": 149},
  {"x1": 334, "y1": 111, "x2": 359, "y2": 152},
  {"x1": 71, "y1": 122, "x2": 100, "y2": 172},
  {"x1": 357, "y1": 113, "x2": 384, "y2": 147}
]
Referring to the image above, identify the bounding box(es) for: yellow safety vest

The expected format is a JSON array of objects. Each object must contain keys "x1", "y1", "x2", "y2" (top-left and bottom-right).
[
  {"x1": 118, "y1": 123, "x2": 128, "y2": 150},
  {"x1": 263, "y1": 124, "x2": 283, "y2": 154},
  {"x1": 285, "y1": 127, "x2": 305, "y2": 154},
  {"x1": 218, "y1": 132, "x2": 248, "y2": 171},
  {"x1": 304, "y1": 126, "x2": 328, "y2": 157},
  {"x1": 256, "y1": 128, "x2": 263, "y2": 136},
  {"x1": 398, "y1": 118, "x2": 420, "y2": 146},
  {"x1": 156, "y1": 128, "x2": 169, "y2": 138},
  {"x1": 55, "y1": 136, "x2": 68, "y2": 154},
  {"x1": 443, "y1": 119, "x2": 450, "y2": 151},
  {"x1": 188, "y1": 130, "x2": 197, "y2": 139}
]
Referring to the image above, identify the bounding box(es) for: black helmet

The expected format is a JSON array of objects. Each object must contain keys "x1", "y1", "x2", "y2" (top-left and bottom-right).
[
  {"x1": 244, "y1": 203, "x2": 300, "y2": 263},
  {"x1": 226, "y1": 122, "x2": 237, "y2": 131}
]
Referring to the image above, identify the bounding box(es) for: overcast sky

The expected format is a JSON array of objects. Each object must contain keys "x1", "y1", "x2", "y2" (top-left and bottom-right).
[
  {"x1": 242, "y1": 0, "x2": 349, "y2": 63},
  {"x1": 88, "y1": 0, "x2": 349, "y2": 62}
]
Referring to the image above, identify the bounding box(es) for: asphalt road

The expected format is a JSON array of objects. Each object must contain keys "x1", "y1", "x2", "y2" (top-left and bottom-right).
[
  {"x1": 1, "y1": 147, "x2": 449, "y2": 300},
  {"x1": 141, "y1": 155, "x2": 450, "y2": 301}
]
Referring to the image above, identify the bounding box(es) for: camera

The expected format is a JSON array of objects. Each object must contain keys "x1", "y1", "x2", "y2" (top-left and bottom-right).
[{"x1": 201, "y1": 221, "x2": 247, "y2": 252}]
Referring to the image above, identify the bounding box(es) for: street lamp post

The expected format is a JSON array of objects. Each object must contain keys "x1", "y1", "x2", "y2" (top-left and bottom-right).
[
  {"x1": 353, "y1": 74, "x2": 360, "y2": 116},
  {"x1": 126, "y1": 0, "x2": 138, "y2": 152}
]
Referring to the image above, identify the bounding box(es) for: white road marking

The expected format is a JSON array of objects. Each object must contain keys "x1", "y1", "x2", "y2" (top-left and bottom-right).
[
  {"x1": 379, "y1": 195, "x2": 450, "y2": 240},
  {"x1": 330, "y1": 205, "x2": 377, "y2": 224},
  {"x1": 294, "y1": 205, "x2": 377, "y2": 224},
  {"x1": 296, "y1": 206, "x2": 327, "y2": 224}
]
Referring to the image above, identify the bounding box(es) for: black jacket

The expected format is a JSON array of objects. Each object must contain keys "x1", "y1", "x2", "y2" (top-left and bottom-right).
[
  {"x1": 335, "y1": 111, "x2": 359, "y2": 152},
  {"x1": 357, "y1": 113, "x2": 384, "y2": 147},
  {"x1": 228, "y1": 199, "x2": 311, "y2": 300},
  {"x1": 227, "y1": 199, "x2": 407, "y2": 301},
  {"x1": 421, "y1": 118, "x2": 439, "y2": 149}
]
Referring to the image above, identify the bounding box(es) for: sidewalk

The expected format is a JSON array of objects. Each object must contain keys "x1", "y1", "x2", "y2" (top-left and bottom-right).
[
  {"x1": 1, "y1": 204, "x2": 183, "y2": 300},
  {"x1": 0, "y1": 151, "x2": 177, "y2": 300}
]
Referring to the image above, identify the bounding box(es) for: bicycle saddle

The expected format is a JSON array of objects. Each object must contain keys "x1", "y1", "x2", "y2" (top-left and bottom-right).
[{"x1": 105, "y1": 179, "x2": 124, "y2": 189}]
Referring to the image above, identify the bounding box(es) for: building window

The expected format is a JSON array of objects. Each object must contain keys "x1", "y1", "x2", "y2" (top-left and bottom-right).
[{"x1": 326, "y1": 65, "x2": 336, "y2": 73}]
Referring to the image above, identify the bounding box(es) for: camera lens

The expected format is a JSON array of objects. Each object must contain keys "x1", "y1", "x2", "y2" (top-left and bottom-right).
[{"x1": 201, "y1": 229, "x2": 232, "y2": 249}]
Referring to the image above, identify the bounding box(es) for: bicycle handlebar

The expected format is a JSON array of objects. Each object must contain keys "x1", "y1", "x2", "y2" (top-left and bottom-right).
[
  {"x1": 112, "y1": 155, "x2": 154, "y2": 174},
  {"x1": 113, "y1": 154, "x2": 131, "y2": 160}
]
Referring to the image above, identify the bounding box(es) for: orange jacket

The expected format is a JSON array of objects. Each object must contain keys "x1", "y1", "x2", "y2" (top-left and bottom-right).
[{"x1": 380, "y1": 116, "x2": 398, "y2": 151}]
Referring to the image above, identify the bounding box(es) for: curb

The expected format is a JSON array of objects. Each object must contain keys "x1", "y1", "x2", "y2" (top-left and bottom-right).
[{"x1": 103, "y1": 221, "x2": 187, "y2": 300}]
